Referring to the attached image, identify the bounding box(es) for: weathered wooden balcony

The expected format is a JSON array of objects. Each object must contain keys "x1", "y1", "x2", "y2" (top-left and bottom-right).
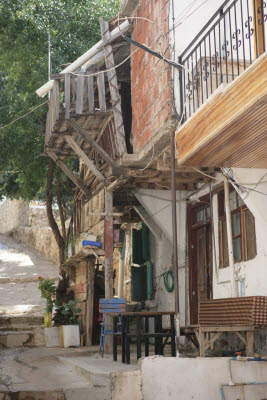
[{"x1": 176, "y1": 0, "x2": 267, "y2": 168}]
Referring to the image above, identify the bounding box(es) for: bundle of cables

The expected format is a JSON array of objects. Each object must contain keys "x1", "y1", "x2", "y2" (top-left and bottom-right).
[{"x1": 161, "y1": 269, "x2": 175, "y2": 293}]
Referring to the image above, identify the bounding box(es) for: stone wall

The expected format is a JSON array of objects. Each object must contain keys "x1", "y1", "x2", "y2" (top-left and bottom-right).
[
  {"x1": 131, "y1": 0, "x2": 172, "y2": 152},
  {"x1": 13, "y1": 227, "x2": 60, "y2": 266},
  {"x1": 0, "y1": 198, "x2": 29, "y2": 234},
  {"x1": 29, "y1": 207, "x2": 60, "y2": 228}
]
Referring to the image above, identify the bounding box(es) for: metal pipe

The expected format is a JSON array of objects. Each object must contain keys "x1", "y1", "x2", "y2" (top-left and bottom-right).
[
  {"x1": 170, "y1": 131, "x2": 180, "y2": 354},
  {"x1": 36, "y1": 20, "x2": 130, "y2": 97},
  {"x1": 224, "y1": 177, "x2": 238, "y2": 297}
]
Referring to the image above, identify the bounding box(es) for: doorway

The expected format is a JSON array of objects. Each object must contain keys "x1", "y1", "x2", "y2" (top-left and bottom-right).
[{"x1": 188, "y1": 201, "x2": 212, "y2": 325}]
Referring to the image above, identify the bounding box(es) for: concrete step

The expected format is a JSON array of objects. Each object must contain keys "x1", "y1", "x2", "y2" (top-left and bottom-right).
[
  {"x1": 0, "y1": 324, "x2": 42, "y2": 332},
  {"x1": 0, "y1": 327, "x2": 45, "y2": 348},
  {"x1": 0, "y1": 315, "x2": 43, "y2": 328},
  {"x1": 0, "y1": 391, "x2": 65, "y2": 399},
  {"x1": 57, "y1": 355, "x2": 137, "y2": 388},
  {"x1": 64, "y1": 387, "x2": 111, "y2": 400},
  {"x1": 0, "y1": 388, "x2": 111, "y2": 400}
]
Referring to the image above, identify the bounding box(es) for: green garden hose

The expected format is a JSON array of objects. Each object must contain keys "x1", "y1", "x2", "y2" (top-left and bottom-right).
[{"x1": 161, "y1": 269, "x2": 175, "y2": 293}]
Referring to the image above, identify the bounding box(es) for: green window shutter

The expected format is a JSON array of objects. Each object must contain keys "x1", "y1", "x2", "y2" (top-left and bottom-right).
[
  {"x1": 132, "y1": 228, "x2": 143, "y2": 265},
  {"x1": 142, "y1": 224, "x2": 150, "y2": 262},
  {"x1": 131, "y1": 265, "x2": 147, "y2": 301}
]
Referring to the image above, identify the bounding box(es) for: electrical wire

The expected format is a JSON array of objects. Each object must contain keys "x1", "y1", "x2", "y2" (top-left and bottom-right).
[
  {"x1": 167, "y1": 0, "x2": 209, "y2": 34},
  {"x1": 70, "y1": 48, "x2": 139, "y2": 78},
  {"x1": 190, "y1": 167, "x2": 267, "y2": 196},
  {"x1": 0, "y1": 100, "x2": 48, "y2": 132}
]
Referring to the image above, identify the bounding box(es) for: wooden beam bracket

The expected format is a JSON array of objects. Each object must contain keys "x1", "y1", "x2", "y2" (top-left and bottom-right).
[{"x1": 47, "y1": 151, "x2": 91, "y2": 198}]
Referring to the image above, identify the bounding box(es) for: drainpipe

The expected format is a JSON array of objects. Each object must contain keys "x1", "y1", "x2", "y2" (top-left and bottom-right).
[
  {"x1": 224, "y1": 177, "x2": 238, "y2": 297},
  {"x1": 170, "y1": 131, "x2": 180, "y2": 354}
]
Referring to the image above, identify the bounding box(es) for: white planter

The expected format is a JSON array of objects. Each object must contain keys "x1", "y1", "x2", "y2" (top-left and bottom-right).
[
  {"x1": 44, "y1": 327, "x2": 61, "y2": 347},
  {"x1": 60, "y1": 325, "x2": 80, "y2": 348}
]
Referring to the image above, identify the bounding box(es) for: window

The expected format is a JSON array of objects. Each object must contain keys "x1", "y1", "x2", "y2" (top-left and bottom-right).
[{"x1": 218, "y1": 190, "x2": 257, "y2": 268}]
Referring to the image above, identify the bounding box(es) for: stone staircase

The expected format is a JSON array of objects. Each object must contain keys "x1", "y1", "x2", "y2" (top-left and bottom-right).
[{"x1": 0, "y1": 314, "x2": 45, "y2": 348}]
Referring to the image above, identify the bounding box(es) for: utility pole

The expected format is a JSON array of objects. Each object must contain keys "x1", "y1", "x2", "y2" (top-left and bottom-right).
[{"x1": 170, "y1": 131, "x2": 180, "y2": 355}]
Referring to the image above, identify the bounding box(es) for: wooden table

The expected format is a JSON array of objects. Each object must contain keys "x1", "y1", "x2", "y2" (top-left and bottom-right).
[
  {"x1": 180, "y1": 325, "x2": 257, "y2": 357},
  {"x1": 111, "y1": 311, "x2": 176, "y2": 364},
  {"x1": 198, "y1": 325, "x2": 255, "y2": 357}
]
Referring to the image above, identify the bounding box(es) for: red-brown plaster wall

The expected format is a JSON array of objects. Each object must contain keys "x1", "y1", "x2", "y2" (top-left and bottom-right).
[{"x1": 131, "y1": 0, "x2": 172, "y2": 153}]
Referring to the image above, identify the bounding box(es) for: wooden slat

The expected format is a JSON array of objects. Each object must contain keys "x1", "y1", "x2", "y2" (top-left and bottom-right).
[
  {"x1": 65, "y1": 73, "x2": 70, "y2": 119},
  {"x1": 100, "y1": 18, "x2": 126, "y2": 157},
  {"x1": 76, "y1": 72, "x2": 84, "y2": 114},
  {"x1": 97, "y1": 72, "x2": 106, "y2": 113},
  {"x1": 87, "y1": 75, "x2": 95, "y2": 113}
]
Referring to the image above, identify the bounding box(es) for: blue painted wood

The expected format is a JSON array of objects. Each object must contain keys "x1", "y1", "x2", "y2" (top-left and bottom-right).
[
  {"x1": 82, "y1": 240, "x2": 102, "y2": 248},
  {"x1": 99, "y1": 298, "x2": 126, "y2": 357}
]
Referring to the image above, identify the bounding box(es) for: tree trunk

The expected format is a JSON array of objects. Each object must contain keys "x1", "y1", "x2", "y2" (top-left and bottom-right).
[
  {"x1": 46, "y1": 158, "x2": 65, "y2": 265},
  {"x1": 56, "y1": 167, "x2": 66, "y2": 241}
]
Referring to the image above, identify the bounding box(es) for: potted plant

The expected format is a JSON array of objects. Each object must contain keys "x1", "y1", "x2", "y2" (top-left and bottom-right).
[
  {"x1": 38, "y1": 276, "x2": 60, "y2": 347},
  {"x1": 38, "y1": 276, "x2": 56, "y2": 326},
  {"x1": 52, "y1": 299, "x2": 81, "y2": 348}
]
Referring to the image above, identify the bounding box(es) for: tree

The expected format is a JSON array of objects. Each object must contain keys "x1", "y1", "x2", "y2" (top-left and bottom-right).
[{"x1": 0, "y1": 0, "x2": 120, "y2": 262}]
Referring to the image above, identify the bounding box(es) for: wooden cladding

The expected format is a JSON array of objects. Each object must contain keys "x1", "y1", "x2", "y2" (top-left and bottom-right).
[{"x1": 176, "y1": 54, "x2": 267, "y2": 168}]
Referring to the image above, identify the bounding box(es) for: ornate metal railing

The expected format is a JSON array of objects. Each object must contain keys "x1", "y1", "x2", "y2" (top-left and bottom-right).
[{"x1": 178, "y1": 0, "x2": 266, "y2": 121}]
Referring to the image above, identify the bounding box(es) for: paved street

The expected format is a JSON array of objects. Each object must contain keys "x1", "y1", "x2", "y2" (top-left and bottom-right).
[{"x1": 0, "y1": 235, "x2": 58, "y2": 316}]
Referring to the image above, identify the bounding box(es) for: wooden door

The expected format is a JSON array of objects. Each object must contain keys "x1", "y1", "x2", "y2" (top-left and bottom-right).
[{"x1": 190, "y1": 224, "x2": 212, "y2": 325}]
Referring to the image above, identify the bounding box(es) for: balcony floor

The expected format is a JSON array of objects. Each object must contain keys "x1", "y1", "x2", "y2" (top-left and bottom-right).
[{"x1": 176, "y1": 53, "x2": 267, "y2": 168}]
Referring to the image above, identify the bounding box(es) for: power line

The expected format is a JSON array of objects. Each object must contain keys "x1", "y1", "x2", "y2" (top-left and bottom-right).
[{"x1": 0, "y1": 101, "x2": 48, "y2": 132}]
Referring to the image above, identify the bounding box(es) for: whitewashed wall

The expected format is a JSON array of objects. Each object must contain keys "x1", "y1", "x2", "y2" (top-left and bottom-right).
[
  {"x1": 189, "y1": 171, "x2": 267, "y2": 301},
  {"x1": 134, "y1": 189, "x2": 188, "y2": 325},
  {"x1": 134, "y1": 169, "x2": 267, "y2": 334}
]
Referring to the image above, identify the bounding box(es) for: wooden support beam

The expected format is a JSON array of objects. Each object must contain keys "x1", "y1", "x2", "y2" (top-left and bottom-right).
[
  {"x1": 107, "y1": 176, "x2": 129, "y2": 192},
  {"x1": 88, "y1": 211, "x2": 123, "y2": 217},
  {"x1": 100, "y1": 18, "x2": 127, "y2": 157},
  {"x1": 64, "y1": 135, "x2": 105, "y2": 182},
  {"x1": 104, "y1": 189, "x2": 113, "y2": 353},
  {"x1": 47, "y1": 151, "x2": 91, "y2": 198},
  {"x1": 69, "y1": 118, "x2": 118, "y2": 170},
  {"x1": 86, "y1": 257, "x2": 95, "y2": 347}
]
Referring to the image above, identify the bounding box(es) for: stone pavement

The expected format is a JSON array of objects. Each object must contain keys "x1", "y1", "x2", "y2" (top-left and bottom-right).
[
  {"x1": 0, "y1": 235, "x2": 58, "y2": 316},
  {"x1": 0, "y1": 347, "x2": 138, "y2": 399}
]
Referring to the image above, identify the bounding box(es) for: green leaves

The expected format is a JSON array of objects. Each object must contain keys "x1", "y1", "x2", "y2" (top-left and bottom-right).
[{"x1": 0, "y1": 0, "x2": 120, "y2": 201}]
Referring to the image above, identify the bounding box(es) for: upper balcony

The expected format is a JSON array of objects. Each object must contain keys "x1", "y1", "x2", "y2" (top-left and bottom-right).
[{"x1": 176, "y1": 0, "x2": 267, "y2": 168}]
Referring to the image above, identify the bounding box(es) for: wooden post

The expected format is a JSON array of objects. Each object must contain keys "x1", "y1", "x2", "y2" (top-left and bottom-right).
[
  {"x1": 199, "y1": 327, "x2": 205, "y2": 357},
  {"x1": 86, "y1": 257, "x2": 95, "y2": 347},
  {"x1": 104, "y1": 189, "x2": 113, "y2": 353},
  {"x1": 246, "y1": 330, "x2": 254, "y2": 357},
  {"x1": 100, "y1": 18, "x2": 127, "y2": 157},
  {"x1": 113, "y1": 316, "x2": 118, "y2": 361}
]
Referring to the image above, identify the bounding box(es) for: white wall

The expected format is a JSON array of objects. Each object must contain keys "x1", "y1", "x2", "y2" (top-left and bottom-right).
[
  {"x1": 134, "y1": 189, "x2": 188, "y2": 325},
  {"x1": 140, "y1": 356, "x2": 267, "y2": 400},
  {"x1": 189, "y1": 174, "x2": 267, "y2": 300},
  {"x1": 134, "y1": 170, "x2": 267, "y2": 331}
]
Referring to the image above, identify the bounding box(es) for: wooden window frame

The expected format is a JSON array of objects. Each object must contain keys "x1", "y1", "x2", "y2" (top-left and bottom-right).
[{"x1": 218, "y1": 189, "x2": 257, "y2": 268}]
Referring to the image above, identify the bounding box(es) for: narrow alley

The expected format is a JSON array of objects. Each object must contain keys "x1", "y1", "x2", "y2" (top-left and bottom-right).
[{"x1": 0, "y1": 235, "x2": 138, "y2": 400}]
